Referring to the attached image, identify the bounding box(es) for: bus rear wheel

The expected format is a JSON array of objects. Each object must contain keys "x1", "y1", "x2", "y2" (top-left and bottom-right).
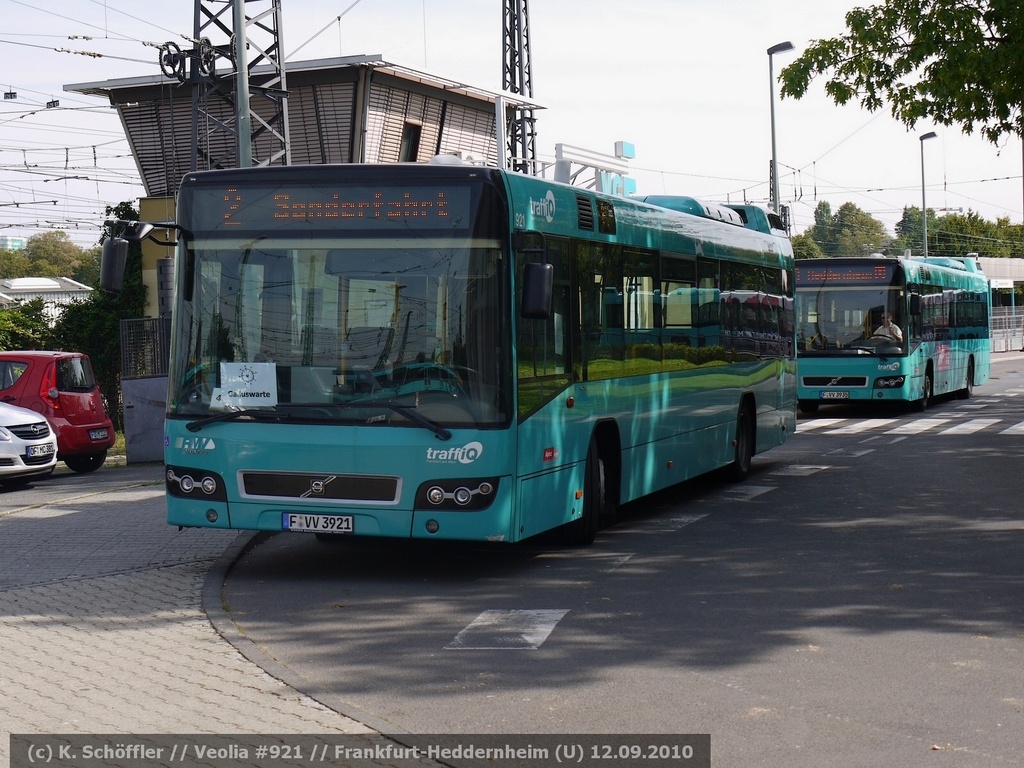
[
  {"x1": 725, "y1": 404, "x2": 754, "y2": 482},
  {"x1": 957, "y1": 360, "x2": 975, "y2": 400}
]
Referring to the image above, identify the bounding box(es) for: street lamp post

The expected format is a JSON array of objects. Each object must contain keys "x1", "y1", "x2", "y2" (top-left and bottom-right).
[
  {"x1": 767, "y1": 41, "x2": 795, "y2": 214},
  {"x1": 919, "y1": 131, "x2": 937, "y2": 258}
]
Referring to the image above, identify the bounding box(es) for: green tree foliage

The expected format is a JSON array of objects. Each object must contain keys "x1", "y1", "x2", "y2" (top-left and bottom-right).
[
  {"x1": 802, "y1": 201, "x2": 891, "y2": 257},
  {"x1": 23, "y1": 231, "x2": 86, "y2": 279},
  {"x1": 894, "y1": 206, "x2": 929, "y2": 257},
  {"x1": 928, "y1": 210, "x2": 1024, "y2": 258},
  {"x1": 0, "y1": 232, "x2": 97, "y2": 284},
  {"x1": 0, "y1": 298, "x2": 56, "y2": 350},
  {"x1": 833, "y1": 203, "x2": 891, "y2": 256},
  {"x1": 802, "y1": 202, "x2": 1024, "y2": 261},
  {"x1": 779, "y1": 1, "x2": 1024, "y2": 143},
  {"x1": 0, "y1": 248, "x2": 31, "y2": 277},
  {"x1": 76, "y1": 246, "x2": 102, "y2": 287},
  {"x1": 791, "y1": 232, "x2": 826, "y2": 259}
]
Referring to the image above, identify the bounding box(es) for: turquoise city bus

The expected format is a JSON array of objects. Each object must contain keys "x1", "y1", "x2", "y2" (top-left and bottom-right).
[
  {"x1": 106, "y1": 161, "x2": 796, "y2": 544},
  {"x1": 795, "y1": 256, "x2": 991, "y2": 413}
]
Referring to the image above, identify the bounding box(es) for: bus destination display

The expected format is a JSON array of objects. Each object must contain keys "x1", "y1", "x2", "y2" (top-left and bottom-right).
[
  {"x1": 796, "y1": 263, "x2": 894, "y2": 285},
  {"x1": 193, "y1": 184, "x2": 472, "y2": 231}
]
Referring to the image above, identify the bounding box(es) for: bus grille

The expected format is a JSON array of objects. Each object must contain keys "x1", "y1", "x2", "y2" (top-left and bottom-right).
[
  {"x1": 241, "y1": 472, "x2": 401, "y2": 503},
  {"x1": 802, "y1": 376, "x2": 868, "y2": 387}
]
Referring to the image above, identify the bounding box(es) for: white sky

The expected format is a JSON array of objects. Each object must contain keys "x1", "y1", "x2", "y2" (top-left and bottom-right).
[{"x1": 0, "y1": 0, "x2": 1020, "y2": 249}]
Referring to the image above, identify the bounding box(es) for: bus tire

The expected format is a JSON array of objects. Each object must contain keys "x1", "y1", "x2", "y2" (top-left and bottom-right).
[
  {"x1": 725, "y1": 403, "x2": 754, "y2": 482},
  {"x1": 798, "y1": 400, "x2": 819, "y2": 414},
  {"x1": 562, "y1": 439, "x2": 604, "y2": 546},
  {"x1": 957, "y1": 359, "x2": 974, "y2": 400},
  {"x1": 915, "y1": 369, "x2": 933, "y2": 412}
]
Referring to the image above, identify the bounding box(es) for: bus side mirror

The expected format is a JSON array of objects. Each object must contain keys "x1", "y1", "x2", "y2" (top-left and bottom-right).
[
  {"x1": 909, "y1": 294, "x2": 921, "y2": 316},
  {"x1": 521, "y1": 262, "x2": 553, "y2": 319},
  {"x1": 100, "y1": 237, "x2": 128, "y2": 293}
]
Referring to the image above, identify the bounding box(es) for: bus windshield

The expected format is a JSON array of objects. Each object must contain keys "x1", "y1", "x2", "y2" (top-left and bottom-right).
[
  {"x1": 168, "y1": 234, "x2": 512, "y2": 430},
  {"x1": 797, "y1": 285, "x2": 906, "y2": 353}
]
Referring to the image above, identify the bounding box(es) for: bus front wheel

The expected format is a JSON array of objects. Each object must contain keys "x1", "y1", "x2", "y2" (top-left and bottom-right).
[
  {"x1": 915, "y1": 371, "x2": 933, "y2": 412},
  {"x1": 562, "y1": 439, "x2": 604, "y2": 546}
]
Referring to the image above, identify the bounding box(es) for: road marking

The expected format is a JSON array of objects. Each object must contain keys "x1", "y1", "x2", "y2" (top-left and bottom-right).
[
  {"x1": 445, "y1": 609, "x2": 570, "y2": 650},
  {"x1": 885, "y1": 418, "x2": 951, "y2": 434},
  {"x1": 635, "y1": 512, "x2": 709, "y2": 533},
  {"x1": 771, "y1": 465, "x2": 830, "y2": 476},
  {"x1": 606, "y1": 554, "x2": 635, "y2": 570},
  {"x1": 721, "y1": 485, "x2": 775, "y2": 501},
  {"x1": 825, "y1": 418, "x2": 898, "y2": 435},
  {"x1": 798, "y1": 414, "x2": 1024, "y2": 437},
  {"x1": 796, "y1": 419, "x2": 847, "y2": 431},
  {"x1": 938, "y1": 418, "x2": 1002, "y2": 435}
]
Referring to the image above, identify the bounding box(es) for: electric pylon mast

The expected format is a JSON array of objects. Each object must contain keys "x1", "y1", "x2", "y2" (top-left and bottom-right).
[
  {"x1": 502, "y1": 0, "x2": 537, "y2": 174},
  {"x1": 158, "y1": 0, "x2": 290, "y2": 171}
]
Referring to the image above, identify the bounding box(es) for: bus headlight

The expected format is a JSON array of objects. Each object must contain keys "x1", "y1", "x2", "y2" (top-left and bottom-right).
[
  {"x1": 874, "y1": 376, "x2": 906, "y2": 389},
  {"x1": 167, "y1": 465, "x2": 227, "y2": 501},
  {"x1": 416, "y1": 478, "x2": 499, "y2": 511}
]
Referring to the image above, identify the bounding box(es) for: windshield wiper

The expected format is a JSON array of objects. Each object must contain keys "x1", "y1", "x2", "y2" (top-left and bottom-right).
[
  {"x1": 185, "y1": 400, "x2": 452, "y2": 440},
  {"x1": 382, "y1": 402, "x2": 452, "y2": 440},
  {"x1": 185, "y1": 408, "x2": 292, "y2": 432}
]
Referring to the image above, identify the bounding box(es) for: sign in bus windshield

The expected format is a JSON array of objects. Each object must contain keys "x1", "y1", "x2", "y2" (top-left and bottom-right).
[
  {"x1": 796, "y1": 263, "x2": 896, "y2": 285},
  {"x1": 184, "y1": 183, "x2": 473, "y2": 232}
]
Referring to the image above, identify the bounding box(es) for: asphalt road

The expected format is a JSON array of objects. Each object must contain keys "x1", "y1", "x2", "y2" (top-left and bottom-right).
[{"x1": 220, "y1": 355, "x2": 1024, "y2": 767}]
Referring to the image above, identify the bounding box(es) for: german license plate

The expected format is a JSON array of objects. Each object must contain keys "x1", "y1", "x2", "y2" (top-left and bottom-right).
[
  {"x1": 820, "y1": 390, "x2": 850, "y2": 400},
  {"x1": 282, "y1": 513, "x2": 354, "y2": 534},
  {"x1": 27, "y1": 443, "x2": 55, "y2": 458},
  {"x1": 89, "y1": 428, "x2": 109, "y2": 440}
]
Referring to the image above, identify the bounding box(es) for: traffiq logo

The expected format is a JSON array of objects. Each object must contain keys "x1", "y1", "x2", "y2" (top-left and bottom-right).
[{"x1": 426, "y1": 441, "x2": 483, "y2": 464}]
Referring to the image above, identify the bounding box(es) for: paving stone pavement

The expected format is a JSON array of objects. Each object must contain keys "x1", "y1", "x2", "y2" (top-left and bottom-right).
[{"x1": 0, "y1": 462, "x2": 398, "y2": 768}]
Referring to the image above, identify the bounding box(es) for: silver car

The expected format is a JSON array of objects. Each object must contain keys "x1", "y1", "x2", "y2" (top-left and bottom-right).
[{"x1": 0, "y1": 401, "x2": 57, "y2": 487}]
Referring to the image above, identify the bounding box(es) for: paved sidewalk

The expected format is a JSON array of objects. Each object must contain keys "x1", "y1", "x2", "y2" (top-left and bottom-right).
[{"x1": 0, "y1": 466, "x2": 375, "y2": 768}]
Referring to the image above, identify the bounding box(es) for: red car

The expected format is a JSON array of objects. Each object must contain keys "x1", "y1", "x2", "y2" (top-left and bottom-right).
[{"x1": 0, "y1": 351, "x2": 116, "y2": 473}]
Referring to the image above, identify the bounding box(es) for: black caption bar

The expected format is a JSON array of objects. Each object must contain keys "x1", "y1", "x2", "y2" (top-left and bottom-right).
[{"x1": 11, "y1": 734, "x2": 711, "y2": 768}]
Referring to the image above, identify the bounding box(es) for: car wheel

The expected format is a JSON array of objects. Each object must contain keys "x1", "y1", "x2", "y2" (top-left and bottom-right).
[{"x1": 63, "y1": 451, "x2": 107, "y2": 473}]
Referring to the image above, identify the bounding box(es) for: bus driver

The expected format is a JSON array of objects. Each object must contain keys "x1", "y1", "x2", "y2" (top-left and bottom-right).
[{"x1": 874, "y1": 312, "x2": 903, "y2": 342}]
